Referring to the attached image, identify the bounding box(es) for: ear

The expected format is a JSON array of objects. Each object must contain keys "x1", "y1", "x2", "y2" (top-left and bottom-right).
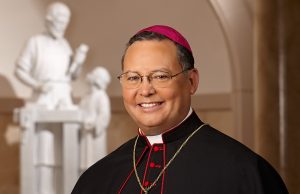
[{"x1": 188, "y1": 68, "x2": 199, "y2": 95}]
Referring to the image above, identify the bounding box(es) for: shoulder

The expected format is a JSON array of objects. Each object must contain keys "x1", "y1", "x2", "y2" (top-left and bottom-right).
[
  {"x1": 28, "y1": 33, "x2": 48, "y2": 42},
  {"x1": 192, "y1": 124, "x2": 277, "y2": 176},
  {"x1": 197, "y1": 125, "x2": 259, "y2": 160},
  {"x1": 193, "y1": 125, "x2": 288, "y2": 193},
  {"x1": 21, "y1": 35, "x2": 40, "y2": 48},
  {"x1": 60, "y1": 37, "x2": 71, "y2": 47},
  {"x1": 83, "y1": 137, "x2": 134, "y2": 176},
  {"x1": 22, "y1": 34, "x2": 50, "y2": 50},
  {"x1": 72, "y1": 137, "x2": 136, "y2": 193}
]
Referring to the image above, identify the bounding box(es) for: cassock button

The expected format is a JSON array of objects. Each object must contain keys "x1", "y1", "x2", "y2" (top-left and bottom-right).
[
  {"x1": 150, "y1": 162, "x2": 155, "y2": 168},
  {"x1": 150, "y1": 162, "x2": 161, "y2": 168},
  {"x1": 144, "y1": 181, "x2": 155, "y2": 187},
  {"x1": 144, "y1": 181, "x2": 149, "y2": 187},
  {"x1": 154, "y1": 146, "x2": 163, "y2": 152}
]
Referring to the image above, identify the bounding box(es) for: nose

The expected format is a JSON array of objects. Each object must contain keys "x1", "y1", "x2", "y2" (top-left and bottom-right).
[{"x1": 138, "y1": 76, "x2": 155, "y2": 96}]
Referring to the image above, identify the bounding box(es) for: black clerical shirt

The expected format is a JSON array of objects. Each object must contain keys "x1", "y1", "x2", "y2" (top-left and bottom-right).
[{"x1": 72, "y1": 111, "x2": 288, "y2": 194}]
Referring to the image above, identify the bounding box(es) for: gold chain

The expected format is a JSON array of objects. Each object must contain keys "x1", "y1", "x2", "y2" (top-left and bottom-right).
[{"x1": 133, "y1": 123, "x2": 207, "y2": 193}]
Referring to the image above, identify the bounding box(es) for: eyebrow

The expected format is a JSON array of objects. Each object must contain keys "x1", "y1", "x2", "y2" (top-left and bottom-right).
[{"x1": 123, "y1": 68, "x2": 171, "y2": 75}]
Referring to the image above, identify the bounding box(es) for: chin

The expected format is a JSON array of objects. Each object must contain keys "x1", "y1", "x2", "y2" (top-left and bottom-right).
[{"x1": 137, "y1": 119, "x2": 165, "y2": 131}]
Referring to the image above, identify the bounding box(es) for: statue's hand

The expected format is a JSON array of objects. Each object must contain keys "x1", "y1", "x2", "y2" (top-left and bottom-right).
[
  {"x1": 36, "y1": 81, "x2": 53, "y2": 93},
  {"x1": 67, "y1": 44, "x2": 89, "y2": 79},
  {"x1": 83, "y1": 117, "x2": 95, "y2": 131},
  {"x1": 73, "y1": 44, "x2": 89, "y2": 65}
]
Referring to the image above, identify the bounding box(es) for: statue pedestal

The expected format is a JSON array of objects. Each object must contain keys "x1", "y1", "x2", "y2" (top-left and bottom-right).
[{"x1": 14, "y1": 108, "x2": 83, "y2": 194}]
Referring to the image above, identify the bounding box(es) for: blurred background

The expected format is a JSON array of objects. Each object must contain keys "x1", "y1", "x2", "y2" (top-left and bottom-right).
[{"x1": 0, "y1": 0, "x2": 299, "y2": 193}]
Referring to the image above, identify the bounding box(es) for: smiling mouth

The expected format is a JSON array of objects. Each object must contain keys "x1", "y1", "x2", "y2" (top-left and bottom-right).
[{"x1": 138, "y1": 102, "x2": 163, "y2": 108}]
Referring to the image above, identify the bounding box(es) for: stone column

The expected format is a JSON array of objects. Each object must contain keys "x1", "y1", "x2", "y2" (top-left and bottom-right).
[{"x1": 255, "y1": 0, "x2": 300, "y2": 193}]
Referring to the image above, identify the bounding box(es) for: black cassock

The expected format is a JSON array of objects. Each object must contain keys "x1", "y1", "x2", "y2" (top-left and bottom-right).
[{"x1": 72, "y1": 111, "x2": 288, "y2": 194}]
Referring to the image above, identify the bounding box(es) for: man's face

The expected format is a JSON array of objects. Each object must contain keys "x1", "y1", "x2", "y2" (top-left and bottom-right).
[
  {"x1": 46, "y1": 14, "x2": 70, "y2": 39},
  {"x1": 122, "y1": 39, "x2": 199, "y2": 135}
]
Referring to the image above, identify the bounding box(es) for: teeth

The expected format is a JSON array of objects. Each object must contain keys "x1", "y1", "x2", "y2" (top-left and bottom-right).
[{"x1": 140, "y1": 103, "x2": 159, "y2": 108}]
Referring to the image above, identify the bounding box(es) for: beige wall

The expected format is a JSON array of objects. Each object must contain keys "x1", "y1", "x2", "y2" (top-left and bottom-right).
[
  {"x1": 0, "y1": 0, "x2": 46, "y2": 98},
  {"x1": 65, "y1": 0, "x2": 233, "y2": 97}
]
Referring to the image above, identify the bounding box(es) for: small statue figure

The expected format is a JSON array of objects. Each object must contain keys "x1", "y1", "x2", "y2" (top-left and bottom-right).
[
  {"x1": 14, "y1": 2, "x2": 88, "y2": 194},
  {"x1": 79, "y1": 67, "x2": 111, "y2": 172}
]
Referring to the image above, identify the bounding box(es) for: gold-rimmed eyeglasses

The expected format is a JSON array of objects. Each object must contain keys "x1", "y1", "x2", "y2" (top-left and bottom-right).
[{"x1": 117, "y1": 68, "x2": 192, "y2": 89}]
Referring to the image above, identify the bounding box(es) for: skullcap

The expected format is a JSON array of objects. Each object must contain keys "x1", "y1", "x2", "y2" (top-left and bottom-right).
[{"x1": 137, "y1": 25, "x2": 192, "y2": 54}]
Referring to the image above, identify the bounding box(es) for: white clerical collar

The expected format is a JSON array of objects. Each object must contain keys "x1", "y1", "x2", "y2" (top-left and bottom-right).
[{"x1": 140, "y1": 107, "x2": 193, "y2": 145}]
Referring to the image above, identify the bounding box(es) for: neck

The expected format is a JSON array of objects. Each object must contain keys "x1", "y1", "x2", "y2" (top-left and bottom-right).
[{"x1": 138, "y1": 129, "x2": 163, "y2": 145}]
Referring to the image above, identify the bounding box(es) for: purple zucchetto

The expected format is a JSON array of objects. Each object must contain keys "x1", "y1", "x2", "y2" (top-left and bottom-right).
[{"x1": 136, "y1": 25, "x2": 193, "y2": 55}]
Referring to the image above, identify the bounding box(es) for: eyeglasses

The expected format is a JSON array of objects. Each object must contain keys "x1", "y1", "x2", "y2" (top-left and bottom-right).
[{"x1": 117, "y1": 68, "x2": 192, "y2": 89}]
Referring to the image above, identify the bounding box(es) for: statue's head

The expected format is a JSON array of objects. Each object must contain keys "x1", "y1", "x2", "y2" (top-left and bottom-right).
[
  {"x1": 88, "y1": 67, "x2": 111, "y2": 90},
  {"x1": 45, "y1": 2, "x2": 71, "y2": 39}
]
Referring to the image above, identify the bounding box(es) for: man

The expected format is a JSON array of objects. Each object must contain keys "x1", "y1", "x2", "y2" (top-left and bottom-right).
[
  {"x1": 15, "y1": 2, "x2": 88, "y2": 194},
  {"x1": 72, "y1": 25, "x2": 288, "y2": 193}
]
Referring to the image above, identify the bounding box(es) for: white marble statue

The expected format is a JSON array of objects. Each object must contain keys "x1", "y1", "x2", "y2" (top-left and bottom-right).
[
  {"x1": 15, "y1": 2, "x2": 88, "y2": 194},
  {"x1": 79, "y1": 67, "x2": 111, "y2": 172},
  {"x1": 15, "y1": 2, "x2": 88, "y2": 110}
]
